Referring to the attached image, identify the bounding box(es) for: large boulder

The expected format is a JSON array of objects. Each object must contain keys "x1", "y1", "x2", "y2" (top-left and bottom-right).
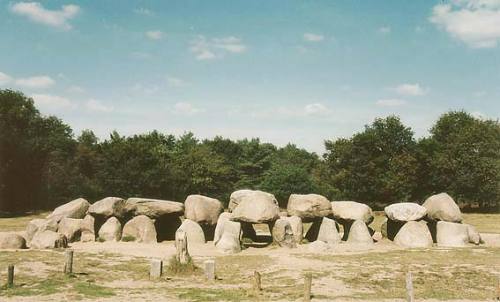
[
  {"x1": 436, "y1": 221, "x2": 469, "y2": 247},
  {"x1": 331, "y1": 201, "x2": 374, "y2": 224},
  {"x1": 30, "y1": 231, "x2": 68, "y2": 249},
  {"x1": 393, "y1": 221, "x2": 433, "y2": 248},
  {"x1": 0, "y1": 233, "x2": 26, "y2": 249},
  {"x1": 230, "y1": 190, "x2": 280, "y2": 223},
  {"x1": 25, "y1": 218, "x2": 58, "y2": 245},
  {"x1": 57, "y1": 218, "x2": 82, "y2": 242},
  {"x1": 80, "y1": 214, "x2": 96, "y2": 242},
  {"x1": 384, "y1": 203, "x2": 427, "y2": 222},
  {"x1": 124, "y1": 198, "x2": 184, "y2": 218},
  {"x1": 466, "y1": 224, "x2": 481, "y2": 245},
  {"x1": 214, "y1": 212, "x2": 232, "y2": 245},
  {"x1": 47, "y1": 198, "x2": 90, "y2": 223},
  {"x1": 422, "y1": 193, "x2": 462, "y2": 222},
  {"x1": 122, "y1": 215, "x2": 157, "y2": 243},
  {"x1": 282, "y1": 216, "x2": 303, "y2": 244},
  {"x1": 177, "y1": 219, "x2": 206, "y2": 244},
  {"x1": 184, "y1": 195, "x2": 223, "y2": 226},
  {"x1": 215, "y1": 220, "x2": 241, "y2": 254},
  {"x1": 317, "y1": 217, "x2": 341, "y2": 244},
  {"x1": 272, "y1": 218, "x2": 296, "y2": 248},
  {"x1": 88, "y1": 197, "x2": 126, "y2": 219},
  {"x1": 346, "y1": 220, "x2": 373, "y2": 244},
  {"x1": 98, "y1": 217, "x2": 122, "y2": 242},
  {"x1": 286, "y1": 194, "x2": 332, "y2": 221}
]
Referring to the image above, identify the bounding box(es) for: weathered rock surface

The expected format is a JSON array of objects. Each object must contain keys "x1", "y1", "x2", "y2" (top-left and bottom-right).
[
  {"x1": 287, "y1": 194, "x2": 332, "y2": 221},
  {"x1": 47, "y1": 198, "x2": 90, "y2": 222},
  {"x1": 98, "y1": 217, "x2": 122, "y2": 242},
  {"x1": 215, "y1": 220, "x2": 241, "y2": 254},
  {"x1": 0, "y1": 233, "x2": 26, "y2": 249},
  {"x1": 30, "y1": 231, "x2": 67, "y2": 249},
  {"x1": 393, "y1": 221, "x2": 433, "y2": 248},
  {"x1": 331, "y1": 201, "x2": 374, "y2": 224},
  {"x1": 436, "y1": 221, "x2": 469, "y2": 247},
  {"x1": 346, "y1": 220, "x2": 373, "y2": 244},
  {"x1": 465, "y1": 224, "x2": 481, "y2": 245},
  {"x1": 80, "y1": 214, "x2": 96, "y2": 242},
  {"x1": 125, "y1": 198, "x2": 184, "y2": 218},
  {"x1": 184, "y1": 195, "x2": 223, "y2": 226},
  {"x1": 25, "y1": 219, "x2": 58, "y2": 245},
  {"x1": 272, "y1": 218, "x2": 296, "y2": 248},
  {"x1": 58, "y1": 218, "x2": 82, "y2": 242},
  {"x1": 230, "y1": 190, "x2": 279, "y2": 223},
  {"x1": 282, "y1": 216, "x2": 303, "y2": 244},
  {"x1": 308, "y1": 240, "x2": 330, "y2": 252},
  {"x1": 177, "y1": 219, "x2": 206, "y2": 244},
  {"x1": 214, "y1": 212, "x2": 232, "y2": 245},
  {"x1": 122, "y1": 215, "x2": 157, "y2": 243},
  {"x1": 381, "y1": 218, "x2": 388, "y2": 238},
  {"x1": 89, "y1": 197, "x2": 126, "y2": 219},
  {"x1": 384, "y1": 203, "x2": 427, "y2": 222},
  {"x1": 422, "y1": 193, "x2": 462, "y2": 223},
  {"x1": 317, "y1": 217, "x2": 341, "y2": 244}
]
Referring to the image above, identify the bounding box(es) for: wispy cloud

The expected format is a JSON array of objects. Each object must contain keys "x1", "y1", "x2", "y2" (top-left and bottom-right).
[
  {"x1": 167, "y1": 76, "x2": 188, "y2": 87},
  {"x1": 378, "y1": 26, "x2": 391, "y2": 34},
  {"x1": 303, "y1": 33, "x2": 324, "y2": 42},
  {"x1": 430, "y1": 0, "x2": 500, "y2": 48},
  {"x1": 393, "y1": 83, "x2": 427, "y2": 96},
  {"x1": 240, "y1": 103, "x2": 334, "y2": 119},
  {"x1": 189, "y1": 35, "x2": 246, "y2": 60},
  {"x1": 146, "y1": 30, "x2": 163, "y2": 40},
  {"x1": 133, "y1": 7, "x2": 154, "y2": 16},
  {"x1": 376, "y1": 98, "x2": 407, "y2": 107},
  {"x1": 0, "y1": 72, "x2": 12, "y2": 85},
  {"x1": 31, "y1": 93, "x2": 74, "y2": 109},
  {"x1": 67, "y1": 85, "x2": 85, "y2": 94},
  {"x1": 172, "y1": 102, "x2": 204, "y2": 116},
  {"x1": 85, "y1": 99, "x2": 114, "y2": 112},
  {"x1": 15, "y1": 75, "x2": 55, "y2": 89},
  {"x1": 304, "y1": 103, "x2": 332, "y2": 116},
  {"x1": 11, "y1": 2, "x2": 80, "y2": 30}
]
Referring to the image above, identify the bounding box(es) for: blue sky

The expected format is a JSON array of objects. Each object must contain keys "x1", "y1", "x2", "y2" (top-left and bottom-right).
[{"x1": 1, "y1": 0, "x2": 499, "y2": 153}]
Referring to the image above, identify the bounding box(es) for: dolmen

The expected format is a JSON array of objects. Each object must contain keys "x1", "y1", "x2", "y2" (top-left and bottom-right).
[{"x1": 383, "y1": 193, "x2": 482, "y2": 248}]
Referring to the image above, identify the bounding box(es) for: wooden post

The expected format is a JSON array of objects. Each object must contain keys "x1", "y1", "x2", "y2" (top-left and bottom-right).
[
  {"x1": 204, "y1": 260, "x2": 215, "y2": 280},
  {"x1": 175, "y1": 230, "x2": 189, "y2": 264},
  {"x1": 7, "y1": 265, "x2": 14, "y2": 287},
  {"x1": 304, "y1": 273, "x2": 312, "y2": 302},
  {"x1": 406, "y1": 271, "x2": 414, "y2": 302},
  {"x1": 253, "y1": 271, "x2": 262, "y2": 293},
  {"x1": 64, "y1": 250, "x2": 74, "y2": 274},
  {"x1": 150, "y1": 259, "x2": 163, "y2": 280},
  {"x1": 496, "y1": 277, "x2": 500, "y2": 301}
]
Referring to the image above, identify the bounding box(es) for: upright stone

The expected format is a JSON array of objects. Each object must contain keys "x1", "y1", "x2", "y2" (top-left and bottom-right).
[
  {"x1": 317, "y1": 217, "x2": 341, "y2": 244},
  {"x1": 98, "y1": 217, "x2": 122, "y2": 242},
  {"x1": 122, "y1": 215, "x2": 157, "y2": 243},
  {"x1": 175, "y1": 229, "x2": 189, "y2": 264},
  {"x1": 283, "y1": 216, "x2": 303, "y2": 244},
  {"x1": 177, "y1": 219, "x2": 206, "y2": 245},
  {"x1": 213, "y1": 212, "x2": 232, "y2": 245},
  {"x1": 80, "y1": 214, "x2": 96, "y2": 242},
  {"x1": 436, "y1": 221, "x2": 469, "y2": 247},
  {"x1": 25, "y1": 219, "x2": 58, "y2": 245},
  {"x1": 58, "y1": 218, "x2": 83, "y2": 242},
  {"x1": 215, "y1": 220, "x2": 242, "y2": 254},
  {"x1": 393, "y1": 221, "x2": 433, "y2": 248},
  {"x1": 272, "y1": 218, "x2": 296, "y2": 248},
  {"x1": 346, "y1": 220, "x2": 373, "y2": 244}
]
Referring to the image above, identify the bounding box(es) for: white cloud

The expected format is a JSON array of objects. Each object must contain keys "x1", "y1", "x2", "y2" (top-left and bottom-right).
[
  {"x1": 393, "y1": 83, "x2": 427, "y2": 96},
  {"x1": 134, "y1": 8, "x2": 153, "y2": 16},
  {"x1": 304, "y1": 103, "x2": 332, "y2": 116},
  {"x1": 31, "y1": 94, "x2": 74, "y2": 109},
  {"x1": 0, "y1": 72, "x2": 12, "y2": 85},
  {"x1": 11, "y1": 2, "x2": 80, "y2": 30},
  {"x1": 430, "y1": 0, "x2": 500, "y2": 48},
  {"x1": 67, "y1": 85, "x2": 85, "y2": 93},
  {"x1": 190, "y1": 35, "x2": 246, "y2": 60},
  {"x1": 15, "y1": 75, "x2": 55, "y2": 88},
  {"x1": 378, "y1": 26, "x2": 391, "y2": 34},
  {"x1": 172, "y1": 102, "x2": 203, "y2": 116},
  {"x1": 131, "y1": 83, "x2": 159, "y2": 95},
  {"x1": 303, "y1": 33, "x2": 325, "y2": 42},
  {"x1": 166, "y1": 76, "x2": 188, "y2": 87},
  {"x1": 146, "y1": 30, "x2": 163, "y2": 40},
  {"x1": 376, "y1": 99, "x2": 408, "y2": 107},
  {"x1": 85, "y1": 99, "x2": 114, "y2": 112}
]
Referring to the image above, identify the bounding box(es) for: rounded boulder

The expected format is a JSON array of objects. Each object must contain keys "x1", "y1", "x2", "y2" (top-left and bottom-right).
[
  {"x1": 287, "y1": 194, "x2": 332, "y2": 221},
  {"x1": 384, "y1": 203, "x2": 427, "y2": 222},
  {"x1": 184, "y1": 195, "x2": 223, "y2": 226},
  {"x1": 422, "y1": 193, "x2": 462, "y2": 223},
  {"x1": 229, "y1": 190, "x2": 279, "y2": 224}
]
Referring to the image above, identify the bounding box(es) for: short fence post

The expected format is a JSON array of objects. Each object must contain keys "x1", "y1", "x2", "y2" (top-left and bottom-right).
[
  {"x1": 406, "y1": 271, "x2": 414, "y2": 302},
  {"x1": 175, "y1": 230, "x2": 189, "y2": 264},
  {"x1": 253, "y1": 271, "x2": 261, "y2": 293},
  {"x1": 304, "y1": 273, "x2": 312, "y2": 302},
  {"x1": 7, "y1": 265, "x2": 14, "y2": 287},
  {"x1": 496, "y1": 277, "x2": 500, "y2": 301},
  {"x1": 64, "y1": 250, "x2": 74, "y2": 274},
  {"x1": 150, "y1": 259, "x2": 163, "y2": 280},
  {"x1": 204, "y1": 260, "x2": 215, "y2": 280}
]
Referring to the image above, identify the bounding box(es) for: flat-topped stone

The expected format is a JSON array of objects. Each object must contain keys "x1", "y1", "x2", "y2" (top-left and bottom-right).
[{"x1": 125, "y1": 198, "x2": 184, "y2": 218}]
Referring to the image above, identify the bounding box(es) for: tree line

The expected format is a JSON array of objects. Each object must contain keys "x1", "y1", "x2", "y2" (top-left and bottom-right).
[{"x1": 1, "y1": 90, "x2": 499, "y2": 213}]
